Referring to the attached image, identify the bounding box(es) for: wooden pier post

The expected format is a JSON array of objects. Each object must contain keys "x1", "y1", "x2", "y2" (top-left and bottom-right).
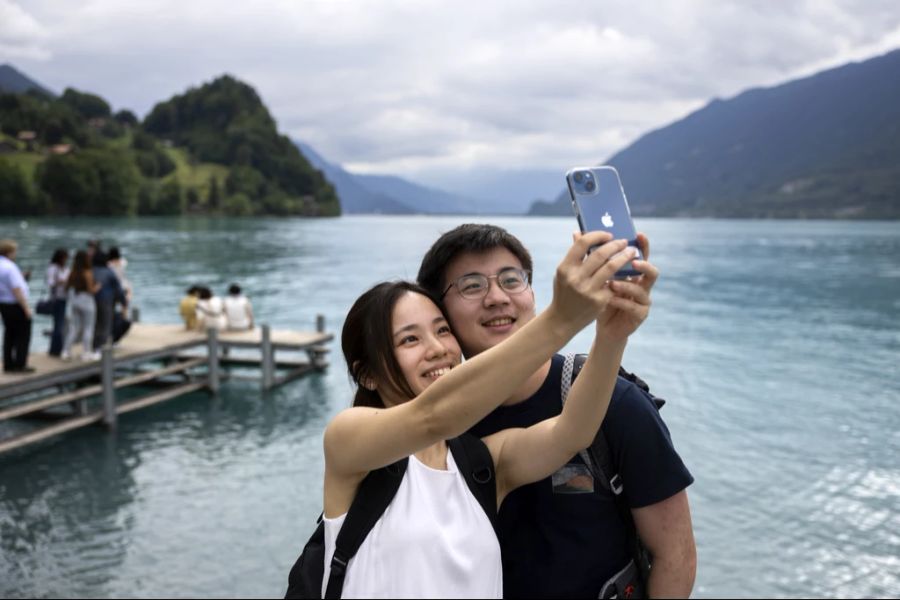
[
  {"x1": 316, "y1": 314, "x2": 326, "y2": 333},
  {"x1": 261, "y1": 324, "x2": 275, "y2": 390},
  {"x1": 101, "y1": 345, "x2": 117, "y2": 429},
  {"x1": 207, "y1": 327, "x2": 220, "y2": 393}
]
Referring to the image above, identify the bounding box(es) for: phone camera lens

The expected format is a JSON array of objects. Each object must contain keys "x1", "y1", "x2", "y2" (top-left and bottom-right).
[
  {"x1": 574, "y1": 172, "x2": 584, "y2": 183},
  {"x1": 585, "y1": 180, "x2": 596, "y2": 192}
]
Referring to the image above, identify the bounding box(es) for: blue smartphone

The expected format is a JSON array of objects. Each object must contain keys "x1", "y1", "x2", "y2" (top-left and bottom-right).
[{"x1": 566, "y1": 166, "x2": 643, "y2": 279}]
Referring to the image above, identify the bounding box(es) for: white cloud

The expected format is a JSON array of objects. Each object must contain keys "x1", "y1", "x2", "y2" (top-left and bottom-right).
[
  {"x1": 7, "y1": 0, "x2": 900, "y2": 178},
  {"x1": 0, "y1": 0, "x2": 51, "y2": 60}
]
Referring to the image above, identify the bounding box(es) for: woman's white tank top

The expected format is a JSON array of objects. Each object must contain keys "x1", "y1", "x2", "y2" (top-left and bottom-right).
[{"x1": 322, "y1": 450, "x2": 502, "y2": 599}]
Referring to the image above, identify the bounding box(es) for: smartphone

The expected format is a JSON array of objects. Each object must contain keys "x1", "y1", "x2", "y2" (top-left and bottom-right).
[{"x1": 566, "y1": 165, "x2": 643, "y2": 279}]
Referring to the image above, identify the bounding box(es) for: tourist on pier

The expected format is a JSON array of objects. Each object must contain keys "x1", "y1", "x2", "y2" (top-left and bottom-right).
[
  {"x1": 63, "y1": 250, "x2": 101, "y2": 361},
  {"x1": 91, "y1": 251, "x2": 126, "y2": 351},
  {"x1": 295, "y1": 232, "x2": 653, "y2": 599},
  {"x1": 107, "y1": 247, "x2": 132, "y2": 308},
  {"x1": 417, "y1": 224, "x2": 695, "y2": 599},
  {"x1": 195, "y1": 286, "x2": 227, "y2": 331},
  {"x1": 46, "y1": 248, "x2": 70, "y2": 357},
  {"x1": 224, "y1": 284, "x2": 254, "y2": 330},
  {"x1": 0, "y1": 239, "x2": 34, "y2": 373},
  {"x1": 179, "y1": 286, "x2": 201, "y2": 330}
]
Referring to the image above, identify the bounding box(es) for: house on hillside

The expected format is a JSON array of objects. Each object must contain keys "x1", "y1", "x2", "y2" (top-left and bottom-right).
[
  {"x1": 16, "y1": 130, "x2": 36, "y2": 152},
  {"x1": 49, "y1": 144, "x2": 72, "y2": 155},
  {"x1": 88, "y1": 117, "x2": 108, "y2": 129}
]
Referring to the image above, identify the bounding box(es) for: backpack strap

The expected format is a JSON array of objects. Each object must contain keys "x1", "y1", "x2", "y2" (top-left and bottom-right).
[
  {"x1": 325, "y1": 459, "x2": 408, "y2": 599},
  {"x1": 561, "y1": 353, "x2": 659, "y2": 589},
  {"x1": 448, "y1": 434, "x2": 498, "y2": 532}
]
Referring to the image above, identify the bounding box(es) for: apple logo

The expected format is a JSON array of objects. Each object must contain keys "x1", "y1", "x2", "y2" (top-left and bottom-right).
[{"x1": 601, "y1": 212, "x2": 614, "y2": 228}]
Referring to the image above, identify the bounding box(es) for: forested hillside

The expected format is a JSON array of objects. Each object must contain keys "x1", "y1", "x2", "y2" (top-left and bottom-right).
[{"x1": 0, "y1": 73, "x2": 339, "y2": 217}]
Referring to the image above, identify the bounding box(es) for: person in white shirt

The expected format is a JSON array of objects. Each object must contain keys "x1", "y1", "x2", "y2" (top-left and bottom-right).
[
  {"x1": 0, "y1": 239, "x2": 34, "y2": 373},
  {"x1": 46, "y1": 248, "x2": 70, "y2": 357},
  {"x1": 195, "y1": 286, "x2": 227, "y2": 331},
  {"x1": 223, "y1": 283, "x2": 254, "y2": 330},
  {"x1": 317, "y1": 232, "x2": 656, "y2": 598}
]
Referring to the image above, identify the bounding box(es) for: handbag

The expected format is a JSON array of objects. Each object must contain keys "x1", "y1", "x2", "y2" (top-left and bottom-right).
[{"x1": 35, "y1": 298, "x2": 54, "y2": 315}]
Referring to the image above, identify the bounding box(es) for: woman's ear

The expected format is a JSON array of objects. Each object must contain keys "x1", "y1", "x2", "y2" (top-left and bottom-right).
[{"x1": 353, "y1": 360, "x2": 377, "y2": 391}]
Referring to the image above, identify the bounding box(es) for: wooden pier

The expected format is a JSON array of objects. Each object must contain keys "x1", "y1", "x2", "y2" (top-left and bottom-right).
[{"x1": 0, "y1": 320, "x2": 332, "y2": 456}]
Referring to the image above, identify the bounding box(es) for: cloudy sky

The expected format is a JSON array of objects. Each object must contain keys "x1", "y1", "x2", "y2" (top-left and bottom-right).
[{"x1": 3, "y1": 0, "x2": 900, "y2": 191}]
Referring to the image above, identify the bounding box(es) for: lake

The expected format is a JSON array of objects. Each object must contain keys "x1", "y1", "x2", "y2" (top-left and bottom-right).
[{"x1": 0, "y1": 216, "x2": 898, "y2": 598}]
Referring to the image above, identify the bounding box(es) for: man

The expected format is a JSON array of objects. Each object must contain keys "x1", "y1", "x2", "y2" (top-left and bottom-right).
[
  {"x1": 417, "y1": 224, "x2": 696, "y2": 598},
  {"x1": 0, "y1": 239, "x2": 34, "y2": 373}
]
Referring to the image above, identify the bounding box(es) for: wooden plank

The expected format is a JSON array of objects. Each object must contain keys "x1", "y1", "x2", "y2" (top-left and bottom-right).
[
  {"x1": 0, "y1": 411, "x2": 104, "y2": 455},
  {"x1": 117, "y1": 381, "x2": 208, "y2": 415},
  {"x1": 0, "y1": 357, "x2": 208, "y2": 422}
]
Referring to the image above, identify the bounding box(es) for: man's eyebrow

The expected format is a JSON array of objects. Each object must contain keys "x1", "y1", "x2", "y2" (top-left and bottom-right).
[{"x1": 457, "y1": 266, "x2": 520, "y2": 278}]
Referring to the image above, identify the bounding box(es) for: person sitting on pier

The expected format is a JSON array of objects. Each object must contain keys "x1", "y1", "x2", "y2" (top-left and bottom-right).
[
  {"x1": 300, "y1": 232, "x2": 655, "y2": 599},
  {"x1": 195, "y1": 286, "x2": 227, "y2": 331},
  {"x1": 179, "y1": 286, "x2": 200, "y2": 330},
  {"x1": 223, "y1": 284, "x2": 254, "y2": 331}
]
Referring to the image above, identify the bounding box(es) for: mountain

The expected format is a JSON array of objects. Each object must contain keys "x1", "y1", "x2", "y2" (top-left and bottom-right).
[
  {"x1": 294, "y1": 141, "x2": 489, "y2": 215},
  {"x1": 416, "y1": 168, "x2": 563, "y2": 215},
  {"x1": 294, "y1": 141, "x2": 414, "y2": 214},
  {"x1": 353, "y1": 173, "x2": 486, "y2": 215},
  {"x1": 143, "y1": 75, "x2": 339, "y2": 216},
  {"x1": 529, "y1": 49, "x2": 900, "y2": 219},
  {"x1": 0, "y1": 64, "x2": 55, "y2": 97}
]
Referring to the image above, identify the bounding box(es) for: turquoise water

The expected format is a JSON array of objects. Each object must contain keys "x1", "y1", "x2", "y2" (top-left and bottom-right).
[{"x1": 0, "y1": 216, "x2": 898, "y2": 598}]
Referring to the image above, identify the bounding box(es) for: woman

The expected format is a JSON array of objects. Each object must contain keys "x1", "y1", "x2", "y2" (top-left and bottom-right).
[
  {"x1": 321, "y1": 232, "x2": 653, "y2": 598},
  {"x1": 46, "y1": 248, "x2": 70, "y2": 357},
  {"x1": 195, "y1": 286, "x2": 227, "y2": 331},
  {"x1": 62, "y1": 250, "x2": 101, "y2": 361}
]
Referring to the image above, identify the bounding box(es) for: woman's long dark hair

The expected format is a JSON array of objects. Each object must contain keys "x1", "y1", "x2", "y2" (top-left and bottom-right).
[
  {"x1": 342, "y1": 281, "x2": 450, "y2": 408},
  {"x1": 67, "y1": 250, "x2": 91, "y2": 292}
]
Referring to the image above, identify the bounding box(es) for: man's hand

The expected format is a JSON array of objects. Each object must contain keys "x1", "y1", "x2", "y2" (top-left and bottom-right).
[
  {"x1": 549, "y1": 232, "x2": 639, "y2": 336},
  {"x1": 595, "y1": 233, "x2": 659, "y2": 342}
]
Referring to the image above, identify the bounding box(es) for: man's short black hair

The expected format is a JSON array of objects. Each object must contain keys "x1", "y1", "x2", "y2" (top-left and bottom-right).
[
  {"x1": 229, "y1": 284, "x2": 241, "y2": 295},
  {"x1": 417, "y1": 224, "x2": 533, "y2": 299}
]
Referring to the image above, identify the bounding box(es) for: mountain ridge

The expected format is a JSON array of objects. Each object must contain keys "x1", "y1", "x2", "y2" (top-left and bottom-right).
[{"x1": 530, "y1": 49, "x2": 900, "y2": 219}]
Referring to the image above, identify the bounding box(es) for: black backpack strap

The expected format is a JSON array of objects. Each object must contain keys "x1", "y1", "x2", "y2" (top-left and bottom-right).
[
  {"x1": 562, "y1": 353, "x2": 660, "y2": 593},
  {"x1": 324, "y1": 459, "x2": 408, "y2": 599},
  {"x1": 448, "y1": 434, "x2": 498, "y2": 532}
]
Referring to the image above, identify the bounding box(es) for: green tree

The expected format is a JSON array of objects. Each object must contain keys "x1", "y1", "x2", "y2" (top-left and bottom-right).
[
  {"x1": 114, "y1": 109, "x2": 139, "y2": 126},
  {"x1": 222, "y1": 193, "x2": 253, "y2": 216},
  {"x1": 60, "y1": 88, "x2": 111, "y2": 119},
  {"x1": 208, "y1": 177, "x2": 221, "y2": 210},
  {"x1": 38, "y1": 149, "x2": 140, "y2": 215},
  {"x1": 156, "y1": 178, "x2": 184, "y2": 214},
  {"x1": 0, "y1": 159, "x2": 40, "y2": 215}
]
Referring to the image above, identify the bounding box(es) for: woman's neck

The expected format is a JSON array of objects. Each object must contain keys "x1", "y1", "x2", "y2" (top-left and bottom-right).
[{"x1": 413, "y1": 440, "x2": 449, "y2": 470}]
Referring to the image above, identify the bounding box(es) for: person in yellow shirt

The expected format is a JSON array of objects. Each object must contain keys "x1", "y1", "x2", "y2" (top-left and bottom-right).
[{"x1": 179, "y1": 286, "x2": 200, "y2": 330}]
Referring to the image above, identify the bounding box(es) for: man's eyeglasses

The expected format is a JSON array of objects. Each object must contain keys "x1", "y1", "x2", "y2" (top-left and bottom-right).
[{"x1": 441, "y1": 268, "x2": 531, "y2": 300}]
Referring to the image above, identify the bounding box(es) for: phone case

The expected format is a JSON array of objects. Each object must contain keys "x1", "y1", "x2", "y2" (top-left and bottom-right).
[{"x1": 566, "y1": 166, "x2": 642, "y2": 278}]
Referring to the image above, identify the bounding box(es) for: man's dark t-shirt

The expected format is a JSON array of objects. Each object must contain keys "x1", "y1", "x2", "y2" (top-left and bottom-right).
[{"x1": 470, "y1": 354, "x2": 694, "y2": 598}]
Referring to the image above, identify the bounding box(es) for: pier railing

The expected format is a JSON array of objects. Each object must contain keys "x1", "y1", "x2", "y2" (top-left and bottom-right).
[{"x1": 0, "y1": 318, "x2": 332, "y2": 456}]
